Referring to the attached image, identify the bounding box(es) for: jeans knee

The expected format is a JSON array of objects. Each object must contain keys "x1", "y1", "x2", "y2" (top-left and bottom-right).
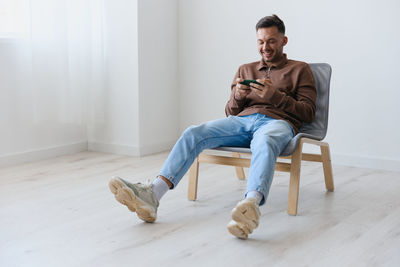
[
  {"x1": 251, "y1": 135, "x2": 282, "y2": 154},
  {"x1": 182, "y1": 125, "x2": 207, "y2": 143},
  {"x1": 182, "y1": 125, "x2": 197, "y2": 138}
]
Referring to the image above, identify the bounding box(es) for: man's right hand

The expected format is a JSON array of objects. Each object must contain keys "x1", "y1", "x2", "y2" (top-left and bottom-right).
[{"x1": 234, "y1": 78, "x2": 251, "y2": 101}]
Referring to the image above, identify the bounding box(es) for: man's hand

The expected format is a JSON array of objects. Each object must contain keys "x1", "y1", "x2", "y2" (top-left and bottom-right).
[
  {"x1": 234, "y1": 78, "x2": 251, "y2": 101},
  {"x1": 249, "y1": 78, "x2": 273, "y2": 99}
]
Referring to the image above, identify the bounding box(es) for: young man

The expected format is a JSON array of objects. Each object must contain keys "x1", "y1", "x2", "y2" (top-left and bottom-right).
[{"x1": 109, "y1": 14, "x2": 316, "y2": 239}]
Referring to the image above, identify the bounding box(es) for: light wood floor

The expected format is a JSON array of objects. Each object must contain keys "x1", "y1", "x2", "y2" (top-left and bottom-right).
[{"x1": 1, "y1": 151, "x2": 400, "y2": 267}]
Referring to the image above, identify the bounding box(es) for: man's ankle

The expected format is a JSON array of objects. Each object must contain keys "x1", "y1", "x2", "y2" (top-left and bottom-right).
[
  {"x1": 151, "y1": 176, "x2": 172, "y2": 201},
  {"x1": 245, "y1": 191, "x2": 263, "y2": 205},
  {"x1": 159, "y1": 175, "x2": 173, "y2": 189}
]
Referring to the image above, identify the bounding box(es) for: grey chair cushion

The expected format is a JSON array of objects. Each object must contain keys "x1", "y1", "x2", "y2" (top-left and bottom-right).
[{"x1": 213, "y1": 63, "x2": 332, "y2": 157}]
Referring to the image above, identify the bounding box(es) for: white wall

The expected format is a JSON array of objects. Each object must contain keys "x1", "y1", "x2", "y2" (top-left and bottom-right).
[
  {"x1": 0, "y1": 0, "x2": 93, "y2": 166},
  {"x1": 2, "y1": 0, "x2": 399, "y2": 171},
  {"x1": 0, "y1": 40, "x2": 87, "y2": 165},
  {"x1": 178, "y1": 0, "x2": 400, "y2": 171},
  {"x1": 87, "y1": 0, "x2": 141, "y2": 155},
  {"x1": 88, "y1": 0, "x2": 179, "y2": 156},
  {"x1": 137, "y1": 0, "x2": 179, "y2": 154},
  {"x1": 0, "y1": 0, "x2": 179, "y2": 166}
]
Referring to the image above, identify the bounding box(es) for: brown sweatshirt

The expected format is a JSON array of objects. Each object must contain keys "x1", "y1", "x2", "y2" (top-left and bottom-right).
[{"x1": 225, "y1": 54, "x2": 316, "y2": 133}]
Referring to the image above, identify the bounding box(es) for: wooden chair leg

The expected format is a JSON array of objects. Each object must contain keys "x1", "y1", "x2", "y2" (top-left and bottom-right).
[
  {"x1": 188, "y1": 156, "x2": 199, "y2": 200},
  {"x1": 232, "y1": 152, "x2": 246, "y2": 180},
  {"x1": 287, "y1": 142, "x2": 303, "y2": 215},
  {"x1": 321, "y1": 144, "x2": 334, "y2": 192}
]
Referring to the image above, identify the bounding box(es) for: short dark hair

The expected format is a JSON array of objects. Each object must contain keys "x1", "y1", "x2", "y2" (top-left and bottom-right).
[{"x1": 255, "y1": 14, "x2": 285, "y2": 34}]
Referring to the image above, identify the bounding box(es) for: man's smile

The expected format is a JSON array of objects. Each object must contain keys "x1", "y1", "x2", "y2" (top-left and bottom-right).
[{"x1": 263, "y1": 51, "x2": 273, "y2": 59}]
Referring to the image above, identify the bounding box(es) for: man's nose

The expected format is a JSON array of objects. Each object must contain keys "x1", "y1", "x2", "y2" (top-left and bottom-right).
[{"x1": 262, "y1": 43, "x2": 270, "y2": 50}]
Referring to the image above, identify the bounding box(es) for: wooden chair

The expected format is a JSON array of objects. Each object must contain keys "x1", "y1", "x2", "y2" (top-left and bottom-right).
[{"x1": 187, "y1": 63, "x2": 334, "y2": 215}]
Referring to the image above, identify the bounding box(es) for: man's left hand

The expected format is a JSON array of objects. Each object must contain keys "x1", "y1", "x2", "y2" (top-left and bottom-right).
[{"x1": 249, "y1": 79, "x2": 273, "y2": 99}]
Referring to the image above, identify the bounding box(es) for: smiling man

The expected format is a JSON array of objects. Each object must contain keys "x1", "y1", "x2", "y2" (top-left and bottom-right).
[{"x1": 109, "y1": 14, "x2": 316, "y2": 239}]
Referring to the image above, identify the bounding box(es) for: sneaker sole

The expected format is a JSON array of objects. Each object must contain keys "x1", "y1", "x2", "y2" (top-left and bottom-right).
[
  {"x1": 227, "y1": 199, "x2": 260, "y2": 239},
  {"x1": 227, "y1": 220, "x2": 249, "y2": 239},
  {"x1": 109, "y1": 178, "x2": 156, "y2": 223},
  {"x1": 231, "y1": 201, "x2": 259, "y2": 230}
]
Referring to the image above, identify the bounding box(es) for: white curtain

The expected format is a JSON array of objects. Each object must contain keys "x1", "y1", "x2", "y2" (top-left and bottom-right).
[{"x1": 0, "y1": 0, "x2": 106, "y2": 128}]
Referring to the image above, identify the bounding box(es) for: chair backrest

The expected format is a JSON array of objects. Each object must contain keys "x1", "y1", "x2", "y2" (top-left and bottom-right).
[{"x1": 299, "y1": 63, "x2": 332, "y2": 140}]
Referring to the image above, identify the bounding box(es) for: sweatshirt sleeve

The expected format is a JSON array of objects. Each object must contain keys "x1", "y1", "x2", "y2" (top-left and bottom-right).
[
  {"x1": 225, "y1": 67, "x2": 247, "y2": 116},
  {"x1": 262, "y1": 64, "x2": 317, "y2": 123}
]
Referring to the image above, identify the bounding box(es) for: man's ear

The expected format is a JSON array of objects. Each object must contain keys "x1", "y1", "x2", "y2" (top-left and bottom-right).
[{"x1": 282, "y1": 36, "x2": 288, "y2": 46}]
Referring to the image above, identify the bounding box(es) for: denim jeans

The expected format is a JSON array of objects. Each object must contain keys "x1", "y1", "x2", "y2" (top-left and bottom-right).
[{"x1": 159, "y1": 113, "x2": 295, "y2": 205}]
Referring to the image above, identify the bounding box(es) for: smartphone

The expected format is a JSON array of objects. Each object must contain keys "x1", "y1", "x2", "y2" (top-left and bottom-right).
[{"x1": 239, "y1": 79, "x2": 264, "y2": 87}]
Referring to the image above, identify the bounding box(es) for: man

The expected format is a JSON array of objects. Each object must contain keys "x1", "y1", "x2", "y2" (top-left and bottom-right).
[{"x1": 109, "y1": 14, "x2": 316, "y2": 239}]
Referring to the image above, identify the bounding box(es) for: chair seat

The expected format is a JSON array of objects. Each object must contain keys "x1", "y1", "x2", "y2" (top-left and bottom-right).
[{"x1": 213, "y1": 133, "x2": 322, "y2": 157}]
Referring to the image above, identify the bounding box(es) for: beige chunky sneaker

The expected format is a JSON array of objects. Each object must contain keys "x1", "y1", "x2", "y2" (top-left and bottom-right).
[
  {"x1": 109, "y1": 176, "x2": 159, "y2": 223},
  {"x1": 227, "y1": 198, "x2": 261, "y2": 239}
]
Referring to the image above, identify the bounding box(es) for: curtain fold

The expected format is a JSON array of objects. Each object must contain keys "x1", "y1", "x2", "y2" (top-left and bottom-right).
[{"x1": 0, "y1": 0, "x2": 106, "y2": 127}]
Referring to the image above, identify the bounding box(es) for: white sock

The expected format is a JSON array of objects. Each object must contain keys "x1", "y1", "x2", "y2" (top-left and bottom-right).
[
  {"x1": 246, "y1": 191, "x2": 263, "y2": 205},
  {"x1": 151, "y1": 177, "x2": 170, "y2": 201}
]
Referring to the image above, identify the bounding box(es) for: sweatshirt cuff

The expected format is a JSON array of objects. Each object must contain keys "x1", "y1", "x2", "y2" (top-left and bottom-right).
[{"x1": 233, "y1": 95, "x2": 247, "y2": 104}]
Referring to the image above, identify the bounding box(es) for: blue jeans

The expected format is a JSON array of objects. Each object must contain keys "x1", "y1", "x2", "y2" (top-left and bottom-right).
[{"x1": 159, "y1": 113, "x2": 295, "y2": 205}]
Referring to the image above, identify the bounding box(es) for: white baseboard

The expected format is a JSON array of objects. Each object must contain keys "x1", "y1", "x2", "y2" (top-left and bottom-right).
[
  {"x1": 88, "y1": 142, "x2": 140, "y2": 156},
  {"x1": 138, "y1": 140, "x2": 175, "y2": 155},
  {"x1": 332, "y1": 153, "x2": 400, "y2": 172},
  {"x1": 0, "y1": 142, "x2": 88, "y2": 167},
  {"x1": 88, "y1": 140, "x2": 175, "y2": 156}
]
